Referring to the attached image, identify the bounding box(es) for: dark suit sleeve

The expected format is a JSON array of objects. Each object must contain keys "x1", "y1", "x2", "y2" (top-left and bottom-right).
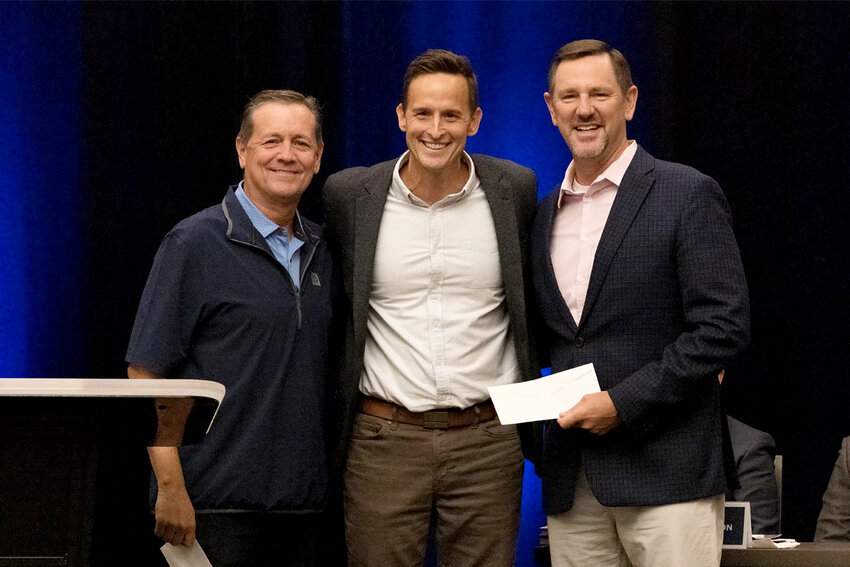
[
  {"x1": 517, "y1": 170, "x2": 549, "y2": 376},
  {"x1": 728, "y1": 416, "x2": 781, "y2": 534},
  {"x1": 321, "y1": 174, "x2": 345, "y2": 252},
  {"x1": 515, "y1": 167, "x2": 538, "y2": 228},
  {"x1": 510, "y1": 165, "x2": 545, "y2": 469},
  {"x1": 608, "y1": 174, "x2": 750, "y2": 438},
  {"x1": 507, "y1": 163, "x2": 539, "y2": 341},
  {"x1": 815, "y1": 436, "x2": 850, "y2": 542},
  {"x1": 322, "y1": 170, "x2": 361, "y2": 302}
]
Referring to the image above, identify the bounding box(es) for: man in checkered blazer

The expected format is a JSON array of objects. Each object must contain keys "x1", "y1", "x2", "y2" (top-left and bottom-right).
[{"x1": 532, "y1": 39, "x2": 750, "y2": 567}]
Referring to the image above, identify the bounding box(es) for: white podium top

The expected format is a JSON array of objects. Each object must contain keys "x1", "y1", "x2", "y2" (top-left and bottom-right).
[
  {"x1": 0, "y1": 378, "x2": 224, "y2": 403},
  {"x1": 0, "y1": 379, "x2": 226, "y2": 445}
]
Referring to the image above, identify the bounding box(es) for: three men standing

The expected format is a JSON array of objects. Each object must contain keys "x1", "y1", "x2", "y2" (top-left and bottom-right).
[
  {"x1": 127, "y1": 41, "x2": 750, "y2": 567},
  {"x1": 533, "y1": 40, "x2": 750, "y2": 567},
  {"x1": 323, "y1": 49, "x2": 539, "y2": 566}
]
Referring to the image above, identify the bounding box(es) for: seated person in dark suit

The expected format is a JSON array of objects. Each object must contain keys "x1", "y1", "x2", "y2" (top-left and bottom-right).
[
  {"x1": 726, "y1": 415, "x2": 781, "y2": 535},
  {"x1": 815, "y1": 435, "x2": 850, "y2": 541}
]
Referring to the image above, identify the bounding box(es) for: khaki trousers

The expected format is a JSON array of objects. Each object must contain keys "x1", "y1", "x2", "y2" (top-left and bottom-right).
[
  {"x1": 344, "y1": 412, "x2": 524, "y2": 567},
  {"x1": 548, "y1": 470, "x2": 724, "y2": 567}
]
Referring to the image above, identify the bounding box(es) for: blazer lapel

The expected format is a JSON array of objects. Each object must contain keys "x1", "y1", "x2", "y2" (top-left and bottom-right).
[
  {"x1": 476, "y1": 161, "x2": 523, "y2": 287},
  {"x1": 540, "y1": 189, "x2": 580, "y2": 334},
  {"x1": 579, "y1": 146, "x2": 655, "y2": 328}
]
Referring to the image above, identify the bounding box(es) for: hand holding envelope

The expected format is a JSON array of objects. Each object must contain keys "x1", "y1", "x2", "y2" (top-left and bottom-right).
[
  {"x1": 556, "y1": 389, "x2": 621, "y2": 435},
  {"x1": 488, "y1": 363, "x2": 601, "y2": 425},
  {"x1": 161, "y1": 541, "x2": 213, "y2": 567}
]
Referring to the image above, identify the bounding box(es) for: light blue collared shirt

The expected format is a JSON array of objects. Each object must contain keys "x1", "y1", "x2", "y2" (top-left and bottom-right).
[{"x1": 235, "y1": 182, "x2": 304, "y2": 287}]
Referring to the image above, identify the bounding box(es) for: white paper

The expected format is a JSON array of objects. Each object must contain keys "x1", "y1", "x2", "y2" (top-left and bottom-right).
[
  {"x1": 161, "y1": 541, "x2": 214, "y2": 567},
  {"x1": 751, "y1": 537, "x2": 800, "y2": 549},
  {"x1": 488, "y1": 363, "x2": 600, "y2": 425}
]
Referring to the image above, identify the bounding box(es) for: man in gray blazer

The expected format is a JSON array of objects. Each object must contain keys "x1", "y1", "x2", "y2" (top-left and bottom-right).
[
  {"x1": 323, "y1": 49, "x2": 538, "y2": 567},
  {"x1": 532, "y1": 40, "x2": 749, "y2": 566},
  {"x1": 815, "y1": 435, "x2": 850, "y2": 541},
  {"x1": 726, "y1": 415, "x2": 781, "y2": 535}
]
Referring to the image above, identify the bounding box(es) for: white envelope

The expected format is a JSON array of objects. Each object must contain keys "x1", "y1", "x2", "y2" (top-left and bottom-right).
[
  {"x1": 161, "y1": 541, "x2": 213, "y2": 567},
  {"x1": 488, "y1": 363, "x2": 600, "y2": 425}
]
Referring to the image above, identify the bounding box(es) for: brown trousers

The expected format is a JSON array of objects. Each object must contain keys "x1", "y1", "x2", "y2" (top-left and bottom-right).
[{"x1": 343, "y1": 412, "x2": 524, "y2": 567}]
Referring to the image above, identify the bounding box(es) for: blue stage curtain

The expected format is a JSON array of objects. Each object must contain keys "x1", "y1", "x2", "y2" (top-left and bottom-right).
[
  {"x1": 0, "y1": 3, "x2": 83, "y2": 377},
  {"x1": 2, "y1": 0, "x2": 850, "y2": 550}
]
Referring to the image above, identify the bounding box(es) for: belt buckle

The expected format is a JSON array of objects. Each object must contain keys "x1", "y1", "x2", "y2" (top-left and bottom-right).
[{"x1": 423, "y1": 411, "x2": 450, "y2": 429}]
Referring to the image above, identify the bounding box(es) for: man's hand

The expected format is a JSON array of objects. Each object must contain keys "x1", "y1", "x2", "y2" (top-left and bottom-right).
[
  {"x1": 129, "y1": 366, "x2": 197, "y2": 547},
  {"x1": 154, "y1": 483, "x2": 196, "y2": 547},
  {"x1": 557, "y1": 391, "x2": 622, "y2": 435}
]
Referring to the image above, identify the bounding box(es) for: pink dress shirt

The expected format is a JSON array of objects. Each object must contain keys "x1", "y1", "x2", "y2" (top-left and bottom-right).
[{"x1": 551, "y1": 141, "x2": 638, "y2": 324}]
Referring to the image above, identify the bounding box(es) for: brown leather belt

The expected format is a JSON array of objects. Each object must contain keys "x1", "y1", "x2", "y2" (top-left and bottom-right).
[{"x1": 357, "y1": 395, "x2": 497, "y2": 429}]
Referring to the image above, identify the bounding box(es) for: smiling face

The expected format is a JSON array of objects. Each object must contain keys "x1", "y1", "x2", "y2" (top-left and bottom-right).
[
  {"x1": 235, "y1": 102, "x2": 323, "y2": 211},
  {"x1": 544, "y1": 53, "x2": 637, "y2": 181},
  {"x1": 396, "y1": 73, "x2": 482, "y2": 179}
]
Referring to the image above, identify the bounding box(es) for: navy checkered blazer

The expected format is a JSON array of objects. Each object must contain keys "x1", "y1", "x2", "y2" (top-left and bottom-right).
[{"x1": 531, "y1": 145, "x2": 750, "y2": 515}]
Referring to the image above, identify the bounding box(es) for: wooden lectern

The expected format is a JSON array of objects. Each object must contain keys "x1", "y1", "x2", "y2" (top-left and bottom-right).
[{"x1": 0, "y1": 379, "x2": 225, "y2": 567}]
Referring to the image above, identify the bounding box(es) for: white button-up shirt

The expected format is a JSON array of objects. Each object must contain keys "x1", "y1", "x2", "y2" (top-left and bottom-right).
[{"x1": 360, "y1": 151, "x2": 519, "y2": 411}]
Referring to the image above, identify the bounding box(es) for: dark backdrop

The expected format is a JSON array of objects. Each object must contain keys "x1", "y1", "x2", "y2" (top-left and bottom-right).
[{"x1": 2, "y1": 0, "x2": 849, "y2": 557}]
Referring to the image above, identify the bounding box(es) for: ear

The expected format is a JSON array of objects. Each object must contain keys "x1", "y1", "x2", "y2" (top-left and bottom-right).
[
  {"x1": 313, "y1": 143, "x2": 324, "y2": 174},
  {"x1": 235, "y1": 137, "x2": 247, "y2": 169},
  {"x1": 543, "y1": 92, "x2": 558, "y2": 126},
  {"x1": 467, "y1": 106, "x2": 483, "y2": 136},
  {"x1": 396, "y1": 103, "x2": 407, "y2": 132},
  {"x1": 624, "y1": 85, "x2": 638, "y2": 121}
]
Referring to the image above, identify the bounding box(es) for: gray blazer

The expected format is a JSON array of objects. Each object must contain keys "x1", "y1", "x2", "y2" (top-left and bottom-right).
[
  {"x1": 532, "y1": 146, "x2": 750, "y2": 514},
  {"x1": 727, "y1": 415, "x2": 781, "y2": 535},
  {"x1": 322, "y1": 154, "x2": 540, "y2": 472},
  {"x1": 815, "y1": 436, "x2": 850, "y2": 541}
]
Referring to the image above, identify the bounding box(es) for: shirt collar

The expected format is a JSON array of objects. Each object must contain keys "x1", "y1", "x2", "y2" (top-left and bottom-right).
[
  {"x1": 235, "y1": 181, "x2": 305, "y2": 240},
  {"x1": 391, "y1": 150, "x2": 478, "y2": 207},
  {"x1": 558, "y1": 141, "x2": 638, "y2": 206}
]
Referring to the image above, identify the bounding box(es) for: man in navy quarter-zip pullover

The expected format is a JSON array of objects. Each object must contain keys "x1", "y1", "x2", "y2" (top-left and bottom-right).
[{"x1": 126, "y1": 90, "x2": 335, "y2": 567}]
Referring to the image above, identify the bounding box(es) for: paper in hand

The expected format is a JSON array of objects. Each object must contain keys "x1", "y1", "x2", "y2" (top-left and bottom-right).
[
  {"x1": 161, "y1": 540, "x2": 214, "y2": 567},
  {"x1": 488, "y1": 363, "x2": 600, "y2": 424}
]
